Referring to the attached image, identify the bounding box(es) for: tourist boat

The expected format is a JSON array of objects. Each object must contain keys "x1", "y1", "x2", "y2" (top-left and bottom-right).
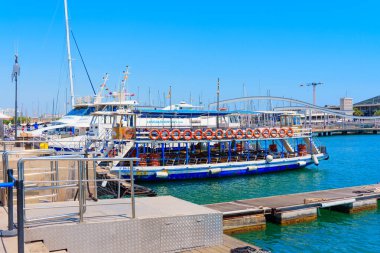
[{"x1": 87, "y1": 109, "x2": 329, "y2": 181}]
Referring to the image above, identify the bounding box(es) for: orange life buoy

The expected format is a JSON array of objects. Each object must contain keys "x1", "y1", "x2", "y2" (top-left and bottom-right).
[
  {"x1": 235, "y1": 129, "x2": 244, "y2": 139},
  {"x1": 108, "y1": 149, "x2": 117, "y2": 158},
  {"x1": 149, "y1": 129, "x2": 160, "y2": 140},
  {"x1": 253, "y1": 128, "x2": 261, "y2": 138},
  {"x1": 287, "y1": 127, "x2": 294, "y2": 137},
  {"x1": 203, "y1": 128, "x2": 214, "y2": 140},
  {"x1": 183, "y1": 129, "x2": 193, "y2": 140},
  {"x1": 270, "y1": 128, "x2": 278, "y2": 138},
  {"x1": 160, "y1": 129, "x2": 170, "y2": 140},
  {"x1": 262, "y1": 128, "x2": 270, "y2": 138},
  {"x1": 245, "y1": 128, "x2": 254, "y2": 138},
  {"x1": 225, "y1": 128, "x2": 235, "y2": 139},
  {"x1": 215, "y1": 129, "x2": 224, "y2": 139},
  {"x1": 171, "y1": 129, "x2": 181, "y2": 140},
  {"x1": 193, "y1": 129, "x2": 203, "y2": 140},
  {"x1": 278, "y1": 128, "x2": 287, "y2": 138}
]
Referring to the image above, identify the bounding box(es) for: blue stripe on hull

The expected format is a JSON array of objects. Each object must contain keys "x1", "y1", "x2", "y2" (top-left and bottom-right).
[{"x1": 122, "y1": 161, "x2": 314, "y2": 182}]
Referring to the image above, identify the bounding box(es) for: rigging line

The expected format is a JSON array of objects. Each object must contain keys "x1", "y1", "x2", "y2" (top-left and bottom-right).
[{"x1": 70, "y1": 30, "x2": 96, "y2": 95}]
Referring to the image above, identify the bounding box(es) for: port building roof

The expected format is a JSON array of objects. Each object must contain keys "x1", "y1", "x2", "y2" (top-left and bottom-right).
[{"x1": 354, "y1": 96, "x2": 380, "y2": 105}]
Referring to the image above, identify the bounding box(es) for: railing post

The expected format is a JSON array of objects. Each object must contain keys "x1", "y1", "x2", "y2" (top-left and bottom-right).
[
  {"x1": 93, "y1": 160, "x2": 97, "y2": 199},
  {"x1": 129, "y1": 161, "x2": 135, "y2": 219},
  {"x1": 116, "y1": 165, "x2": 121, "y2": 198},
  {"x1": 7, "y1": 169, "x2": 14, "y2": 231},
  {"x1": 78, "y1": 161, "x2": 84, "y2": 222},
  {"x1": 17, "y1": 178, "x2": 25, "y2": 253}
]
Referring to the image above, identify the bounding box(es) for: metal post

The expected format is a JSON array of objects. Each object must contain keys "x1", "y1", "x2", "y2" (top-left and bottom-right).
[
  {"x1": 185, "y1": 142, "x2": 189, "y2": 164},
  {"x1": 93, "y1": 160, "x2": 97, "y2": 199},
  {"x1": 129, "y1": 161, "x2": 135, "y2": 219},
  {"x1": 117, "y1": 168, "x2": 121, "y2": 198},
  {"x1": 216, "y1": 78, "x2": 220, "y2": 129},
  {"x1": 7, "y1": 169, "x2": 14, "y2": 231},
  {"x1": 78, "y1": 161, "x2": 84, "y2": 222},
  {"x1": 17, "y1": 178, "x2": 24, "y2": 253},
  {"x1": 207, "y1": 142, "x2": 211, "y2": 163},
  {"x1": 228, "y1": 141, "x2": 231, "y2": 162},
  {"x1": 161, "y1": 143, "x2": 165, "y2": 165}
]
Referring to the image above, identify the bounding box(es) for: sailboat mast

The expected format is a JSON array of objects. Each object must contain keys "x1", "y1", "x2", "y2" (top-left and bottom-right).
[{"x1": 64, "y1": 0, "x2": 75, "y2": 108}]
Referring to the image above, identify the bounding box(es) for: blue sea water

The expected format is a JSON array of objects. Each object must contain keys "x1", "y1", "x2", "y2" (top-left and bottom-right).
[{"x1": 141, "y1": 135, "x2": 380, "y2": 253}]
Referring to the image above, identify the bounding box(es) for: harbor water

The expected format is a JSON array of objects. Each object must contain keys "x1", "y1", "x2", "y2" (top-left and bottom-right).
[{"x1": 142, "y1": 134, "x2": 380, "y2": 252}]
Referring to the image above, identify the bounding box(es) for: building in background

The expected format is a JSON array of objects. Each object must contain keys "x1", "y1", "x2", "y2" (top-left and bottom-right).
[
  {"x1": 339, "y1": 97, "x2": 353, "y2": 115},
  {"x1": 354, "y1": 96, "x2": 380, "y2": 116}
]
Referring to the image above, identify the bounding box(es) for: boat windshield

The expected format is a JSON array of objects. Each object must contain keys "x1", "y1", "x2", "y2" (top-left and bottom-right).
[{"x1": 66, "y1": 107, "x2": 95, "y2": 116}]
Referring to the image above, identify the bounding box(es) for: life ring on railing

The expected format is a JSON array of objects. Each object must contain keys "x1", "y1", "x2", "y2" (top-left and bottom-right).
[
  {"x1": 149, "y1": 129, "x2": 160, "y2": 140},
  {"x1": 171, "y1": 129, "x2": 181, "y2": 140},
  {"x1": 203, "y1": 128, "x2": 214, "y2": 140},
  {"x1": 183, "y1": 129, "x2": 193, "y2": 140},
  {"x1": 225, "y1": 128, "x2": 235, "y2": 139},
  {"x1": 245, "y1": 128, "x2": 254, "y2": 139},
  {"x1": 193, "y1": 129, "x2": 203, "y2": 140},
  {"x1": 278, "y1": 128, "x2": 287, "y2": 138},
  {"x1": 160, "y1": 129, "x2": 170, "y2": 140},
  {"x1": 261, "y1": 128, "x2": 270, "y2": 138},
  {"x1": 287, "y1": 127, "x2": 294, "y2": 137},
  {"x1": 270, "y1": 128, "x2": 278, "y2": 138},
  {"x1": 235, "y1": 129, "x2": 244, "y2": 139},
  {"x1": 253, "y1": 128, "x2": 261, "y2": 138},
  {"x1": 215, "y1": 129, "x2": 224, "y2": 139}
]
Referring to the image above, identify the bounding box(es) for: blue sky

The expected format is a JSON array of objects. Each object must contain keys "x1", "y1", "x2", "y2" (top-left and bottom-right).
[{"x1": 1, "y1": 1, "x2": 380, "y2": 115}]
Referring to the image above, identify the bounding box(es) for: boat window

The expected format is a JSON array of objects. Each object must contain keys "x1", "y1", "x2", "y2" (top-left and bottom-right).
[{"x1": 66, "y1": 107, "x2": 95, "y2": 116}]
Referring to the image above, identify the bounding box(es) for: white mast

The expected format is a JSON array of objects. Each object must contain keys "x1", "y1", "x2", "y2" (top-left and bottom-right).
[{"x1": 64, "y1": 0, "x2": 75, "y2": 108}]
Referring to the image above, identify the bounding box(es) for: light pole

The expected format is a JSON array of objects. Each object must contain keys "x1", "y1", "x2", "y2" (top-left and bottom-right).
[
  {"x1": 300, "y1": 82, "x2": 323, "y2": 105},
  {"x1": 216, "y1": 78, "x2": 220, "y2": 128},
  {"x1": 12, "y1": 55, "x2": 20, "y2": 140}
]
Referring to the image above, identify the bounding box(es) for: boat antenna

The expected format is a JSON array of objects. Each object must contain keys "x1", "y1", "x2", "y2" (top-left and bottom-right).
[
  {"x1": 64, "y1": 0, "x2": 75, "y2": 108},
  {"x1": 95, "y1": 73, "x2": 109, "y2": 104}
]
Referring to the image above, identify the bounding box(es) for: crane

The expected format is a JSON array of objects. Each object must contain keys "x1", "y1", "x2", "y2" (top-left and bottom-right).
[{"x1": 300, "y1": 82, "x2": 323, "y2": 105}]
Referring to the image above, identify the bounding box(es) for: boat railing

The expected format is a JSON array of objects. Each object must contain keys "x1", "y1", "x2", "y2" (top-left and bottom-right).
[{"x1": 1, "y1": 155, "x2": 139, "y2": 253}]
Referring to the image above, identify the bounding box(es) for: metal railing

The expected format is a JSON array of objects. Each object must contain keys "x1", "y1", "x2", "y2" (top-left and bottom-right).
[{"x1": 15, "y1": 156, "x2": 139, "y2": 253}]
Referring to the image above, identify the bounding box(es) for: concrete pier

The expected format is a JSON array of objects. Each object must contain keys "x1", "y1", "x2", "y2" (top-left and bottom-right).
[
  {"x1": 331, "y1": 199, "x2": 378, "y2": 214},
  {"x1": 205, "y1": 184, "x2": 380, "y2": 231},
  {"x1": 223, "y1": 214, "x2": 266, "y2": 234},
  {"x1": 271, "y1": 208, "x2": 317, "y2": 225}
]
